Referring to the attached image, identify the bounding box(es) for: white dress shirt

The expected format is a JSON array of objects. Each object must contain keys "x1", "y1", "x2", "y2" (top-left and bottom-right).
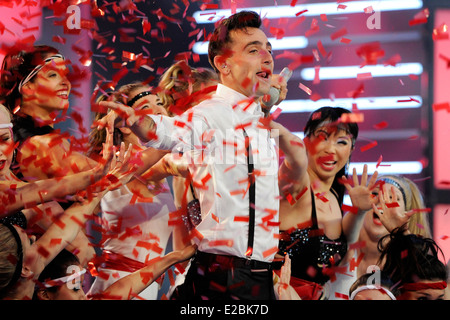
[{"x1": 147, "y1": 84, "x2": 279, "y2": 262}]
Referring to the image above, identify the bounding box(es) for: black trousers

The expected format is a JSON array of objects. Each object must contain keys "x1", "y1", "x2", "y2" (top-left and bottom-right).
[{"x1": 171, "y1": 251, "x2": 276, "y2": 300}]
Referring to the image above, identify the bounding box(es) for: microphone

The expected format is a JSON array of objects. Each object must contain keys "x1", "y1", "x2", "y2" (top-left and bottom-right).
[{"x1": 263, "y1": 67, "x2": 293, "y2": 108}]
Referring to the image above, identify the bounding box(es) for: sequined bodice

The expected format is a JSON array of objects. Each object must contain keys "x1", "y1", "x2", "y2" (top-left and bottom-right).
[
  {"x1": 277, "y1": 189, "x2": 347, "y2": 285},
  {"x1": 278, "y1": 226, "x2": 347, "y2": 284}
]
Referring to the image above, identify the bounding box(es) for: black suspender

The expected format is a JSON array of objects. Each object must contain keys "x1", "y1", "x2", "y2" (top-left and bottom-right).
[{"x1": 243, "y1": 129, "x2": 255, "y2": 259}]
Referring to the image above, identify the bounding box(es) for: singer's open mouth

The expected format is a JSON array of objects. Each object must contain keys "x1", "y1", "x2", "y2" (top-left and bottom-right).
[{"x1": 256, "y1": 71, "x2": 269, "y2": 79}]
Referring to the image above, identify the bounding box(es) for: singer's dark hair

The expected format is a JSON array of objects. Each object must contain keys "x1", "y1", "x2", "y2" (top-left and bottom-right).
[
  {"x1": 304, "y1": 106, "x2": 359, "y2": 206},
  {"x1": 208, "y1": 11, "x2": 262, "y2": 73}
]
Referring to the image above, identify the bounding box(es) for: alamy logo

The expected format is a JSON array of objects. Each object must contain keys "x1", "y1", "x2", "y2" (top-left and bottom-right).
[
  {"x1": 365, "y1": 265, "x2": 381, "y2": 287},
  {"x1": 65, "y1": 265, "x2": 84, "y2": 290},
  {"x1": 366, "y1": 7, "x2": 381, "y2": 30},
  {"x1": 66, "y1": 5, "x2": 81, "y2": 31}
]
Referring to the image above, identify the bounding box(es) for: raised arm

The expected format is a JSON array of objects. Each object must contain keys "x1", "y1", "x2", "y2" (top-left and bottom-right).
[
  {"x1": 94, "y1": 244, "x2": 197, "y2": 300},
  {"x1": 270, "y1": 120, "x2": 308, "y2": 196},
  {"x1": 341, "y1": 164, "x2": 378, "y2": 244},
  {"x1": 95, "y1": 101, "x2": 158, "y2": 143},
  {"x1": 30, "y1": 129, "x2": 136, "y2": 277},
  {"x1": 1, "y1": 127, "x2": 128, "y2": 217}
]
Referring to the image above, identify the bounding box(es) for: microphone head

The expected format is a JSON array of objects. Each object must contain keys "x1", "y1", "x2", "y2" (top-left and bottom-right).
[
  {"x1": 262, "y1": 67, "x2": 292, "y2": 108},
  {"x1": 264, "y1": 87, "x2": 280, "y2": 108}
]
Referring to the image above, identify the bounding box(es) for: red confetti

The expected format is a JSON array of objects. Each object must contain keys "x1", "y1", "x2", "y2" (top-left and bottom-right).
[
  {"x1": 376, "y1": 155, "x2": 383, "y2": 168},
  {"x1": 263, "y1": 246, "x2": 279, "y2": 258},
  {"x1": 330, "y1": 27, "x2": 348, "y2": 41},
  {"x1": 334, "y1": 292, "x2": 349, "y2": 300},
  {"x1": 433, "y1": 102, "x2": 450, "y2": 112},
  {"x1": 38, "y1": 246, "x2": 50, "y2": 258},
  {"x1": 433, "y1": 23, "x2": 449, "y2": 41},
  {"x1": 409, "y1": 8, "x2": 429, "y2": 26},
  {"x1": 234, "y1": 216, "x2": 249, "y2": 222},
  {"x1": 342, "y1": 204, "x2": 359, "y2": 214},
  {"x1": 357, "y1": 72, "x2": 372, "y2": 81},
  {"x1": 386, "y1": 202, "x2": 400, "y2": 208},
  {"x1": 373, "y1": 121, "x2": 388, "y2": 130},
  {"x1": 356, "y1": 42, "x2": 385, "y2": 66},
  {"x1": 360, "y1": 141, "x2": 378, "y2": 152},
  {"x1": 339, "y1": 113, "x2": 364, "y2": 123},
  {"x1": 208, "y1": 239, "x2": 234, "y2": 247}
]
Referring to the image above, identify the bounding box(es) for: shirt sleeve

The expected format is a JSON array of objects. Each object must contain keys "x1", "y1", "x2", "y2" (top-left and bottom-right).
[{"x1": 144, "y1": 112, "x2": 210, "y2": 154}]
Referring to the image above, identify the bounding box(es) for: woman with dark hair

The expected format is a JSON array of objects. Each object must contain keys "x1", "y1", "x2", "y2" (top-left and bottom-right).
[
  {"x1": 378, "y1": 227, "x2": 447, "y2": 300},
  {"x1": 33, "y1": 245, "x2": 196, "y2": 300},
  {"x1": 272, "y1": 106, "x2": 359, "y2": 299},
  {"x1": 0, "y1": 133, "x2": 134, "y2": 300},
  {"x1": 0, "y1": 44, "x2": 98, "y2": 182}
]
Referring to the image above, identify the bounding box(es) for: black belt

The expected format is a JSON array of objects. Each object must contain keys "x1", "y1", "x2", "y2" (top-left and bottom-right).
[{"x1": 195, "y1": 251, "x2": 272, "y2": 271}]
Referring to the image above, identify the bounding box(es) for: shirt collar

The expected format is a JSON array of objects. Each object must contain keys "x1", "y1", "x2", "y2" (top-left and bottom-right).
[{"x1": 215, "y1": 84, "x2": 262, "y2": 115}]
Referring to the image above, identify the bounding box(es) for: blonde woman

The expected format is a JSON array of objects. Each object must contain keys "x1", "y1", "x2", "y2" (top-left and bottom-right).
[
  {"x1": 87, "y1": 83, "x2": 178, "y2": 300},
  {"x1": 156, "y1": 60, "x2": 218, "y2": 116},
  {"x1": 326, "y1": 172, "x2": 432, "y2": 300}
]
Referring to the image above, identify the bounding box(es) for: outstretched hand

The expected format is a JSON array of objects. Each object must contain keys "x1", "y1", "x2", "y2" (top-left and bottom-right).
[
  {"x1": 94, "y1": 100, "x2": 139, "y2": 132},
  {"x1": 277, "y1": 255, "x2": 301, "y2": 300},
  {"x1": 88, "y1": 128, "x2": 137, "y2": 196},
  {"x1": 372, "y1": 183, "x2": 415, "y2": 233},
  {"x1": 340, "y1": 164, "x2": 378, "y2": 213}
]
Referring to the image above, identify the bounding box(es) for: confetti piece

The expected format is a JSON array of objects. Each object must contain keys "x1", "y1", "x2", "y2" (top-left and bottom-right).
[
  {"x1": 50, "y1": 238, "x2": 62, "y2": 246},
  {"x1": 349, "y1": 241, "x2": 366, "y2": 250},
  {"x1": 386, "y1": 202, "x2": 400, "y2": 208},
  {"x1": 208, "y1": 239, "x2": 234, "y2": 247},
  {"x1": 401, "y1": 249, "x2": 408, "y2": 259},
  {"x1": 315, "y1": 192, "x2": 329, "y2": 202},
  {"x1": 299, "y1": 82, "x2": 312, "y2": 95},
  {"x1": 397, "y1": 97, "x2": 420, "y2": 103},
  {"x1": 357, "y1": 72, "x2": 372, "y2": 81},
  {"x1": 310, "y1": 92, "x2": 321, "y2": 101},
  {"x1": 356, "y1": 42, "x2": 385, "y2": 66},
  {"x1": 38, "y1": 246, "x2": 50, "y2": 258},
  {"x1": 263, "y1": 246, "x2": 279, "y2": 258},
  {"x1": 360, "y1": 141, "x2": 378, "y2": 152},
  {"x1": 409, "y1": 8, "x2": 429, "y2": 26},
  {"x1": 296, "y1": 9, "x2": 308, "y2": 17},
  {"x1": 433, "y1": 102, "x2": 450, "y2": 112},
  {"x1": 376, "y1": 155, "x2": 383, "y2": 168},
  {"x1": 342, "y1": 204, "x2": 358, "y2": 214},
  {"x1": 234, "y1": 216, "x2": 250, "y2": 222},
  {"x1": 364, "y1": 6, "x2": 374, "y2": 14},
  {"x1": 373, "y1": 121, "x2": 388, "y2": 130},
  {"x1": 335, "y1": 292, "x2": 349, "y2": 300},
  {"x1": 317, "y1": 40, "x2": 327, "y2": 58},
  {"x1": 330, "y1": 27, "x2": 347, "y2": 41},
  {"x1": 339, "y1": 113, "x2": 364, "y2": 123},
  {"x1": 433, "y1": 23, "x2": 449, "y2": 41}
]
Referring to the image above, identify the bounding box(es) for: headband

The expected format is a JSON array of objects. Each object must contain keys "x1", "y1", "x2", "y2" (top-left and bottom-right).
[
  {"x1": 0, "y1": 222, "x2": 24, "y2": 296},
  {"x1": 127, "y1": 90, "x2": 152, "y2": 107},
  {"x1": 0, "y1": 123, "x2": 13, "y2": 129},
  {"x1": 377, "y1": 177, "x2": 407, "y2": 210},
  {"x1": 401, "y1": 280, "x2": 447, "y2": 291},
  {"x1": 18, "y1": 54, "x2": 65, "y2": 93},
  {"x1": 43, "y1": 268, "x2": 86, "y2": 288},
  {"x1": 349, "y1": 285, "x2": 397, "y2": 300}
]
